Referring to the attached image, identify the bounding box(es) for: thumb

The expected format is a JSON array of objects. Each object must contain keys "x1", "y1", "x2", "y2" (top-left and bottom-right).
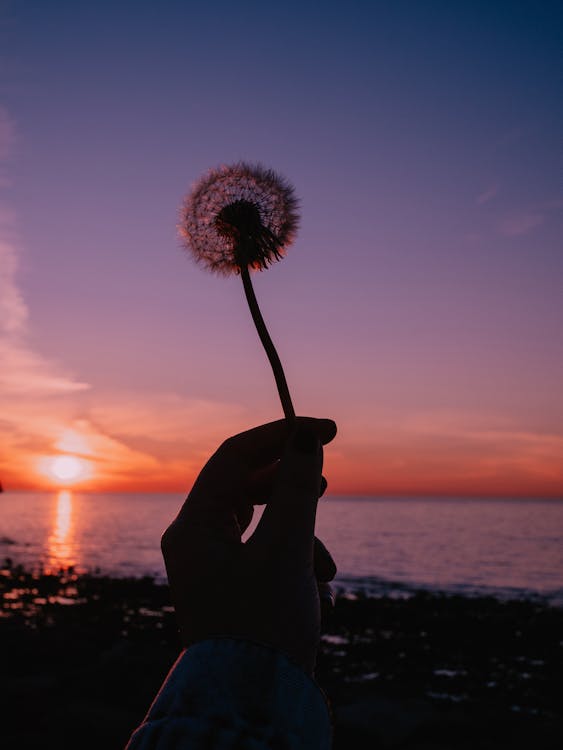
[{"x1": 248, "y1": 424, "x2": 323, "y2": 563}]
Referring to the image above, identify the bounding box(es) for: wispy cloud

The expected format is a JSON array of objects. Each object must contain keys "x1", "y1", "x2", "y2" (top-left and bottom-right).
[
  {"x1": 496, "y1": 197, "x2": 562, "y2": 238},
  {"x1": 336, "y1": 409, "x2": 563, "y2": 496},
  {"x1": 0, "y1": 148, "x2": 245, "y2": 490},
  {"x1": 398, "y1": 409, "x2": 563, "y2": 466},
  {"x1": 476, "y1": 183, "x2": 499, "y2": 205},
  {"x1": 0, "y1": 109, "x2": 89, "y2": 396},
  {"x1": 0, "y1": 236, "x2": 90, "y2": 395},
  {"x1": 0, "y1": 213, "x2": 244, "y2": 488},
  {"x1": 0, "y1": 107, "x2": 94, "y2": 486},
  {"x1": 0, "y1": 239, "x2": 27, "y2": 332},
  {"x1": 0, "y1": 125, "x2": 247, "y2": 490},
  {"x1": 498, "y1": 211, "x2": 544, "y2": 237},
  {"x1": 90, "y1": 393, "x2": 244, "y2": 445},
  {"x1": 0, "y1": 389, "x2": 248, "y2": 491},
  {"x1": 0, "y1": 231, "x2": 94, "y2": 480},
  {"x1": 87, "y1": 393, "x2": 247, "y2": 488}
]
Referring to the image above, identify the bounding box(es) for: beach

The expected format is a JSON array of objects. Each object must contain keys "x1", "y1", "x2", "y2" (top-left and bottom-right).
[{"x1": 2, "y1": 561, "x2": 562, "y2": 749}]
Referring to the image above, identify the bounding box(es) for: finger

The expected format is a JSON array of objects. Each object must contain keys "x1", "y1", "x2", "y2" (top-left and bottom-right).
[
  {"x1": 249, "y1": 424, "x2": 323, "y2": 564},
  {"x1": 235, "y1": 502, "x2": 254, "y2": 534},
  {"x1": 314, "y1": 536, "x2": 337, "y2": 582},
  {"x1": 178, "y1": 417, "x2": 336, "y2": 525},
  {"x1": 247, "y1": 464, "x2": 328, "y2": 505},
  {"x1": 318, "y1": 582, "x2": 336, "y2": 615},
  {"x1": 245, "y1": 461, "x2": 279, "y2": 504},
  {"x1": 190, "y1": 417, "x2": 335, "y2": 498}
]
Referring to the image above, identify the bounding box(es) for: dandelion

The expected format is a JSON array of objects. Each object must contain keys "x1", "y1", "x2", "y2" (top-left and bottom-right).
[{"x1": 179, "y1": 162, "x2": 299, "y2": 422}]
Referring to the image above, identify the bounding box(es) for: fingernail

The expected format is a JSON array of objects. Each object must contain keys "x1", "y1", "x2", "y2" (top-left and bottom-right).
[{"x1": 292, "y1": 425, "x2": 319, "y2": 454}]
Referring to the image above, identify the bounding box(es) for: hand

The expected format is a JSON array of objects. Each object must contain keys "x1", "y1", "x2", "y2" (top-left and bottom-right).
[{"x1": 161, "y1": 417, "x2": 338, "y2": 675}]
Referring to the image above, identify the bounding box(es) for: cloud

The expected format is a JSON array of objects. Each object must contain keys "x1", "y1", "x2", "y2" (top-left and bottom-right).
[
  {"x1": 397, "y1": 409, "x2": 563, "y2": 465},
  {"x1": 0, "y1": 239, "x2": 27, "y2": 332},
  {"x1": 90, "y1": 393, "x2": 245, "y2": 444},
  {"x1": 0, "y1": 338, "x2": 90, "y2": 395},
  {"x1": 0, "y1": 120, "x2": 244, "y2": 490},
  {"x1": 469, "y1": 429, "x2": 563, "y2": 480},
  {"x1": 86, "y1": 392, "x2": 248, "y2": 485},
  {"x1": 498, "y1": 212, "x2": 544, "y2": 237},
  {"x1": 0, "y1": 391, "x2": 249, "y2": 491},
  {"x1": 476, "y1": 183, "x2": 499, "y2": 205},
  {"x1": 334, "y1": 409, "x2": 563, "y2": 496},
  {"x1": 0, "y1": 223, "x2": 191, "y2": 490},
  {"x1": 496, "y1": 197, "x2": 562, "y2": 239},
  {"x1": 1, "y1": 107, "x2": 89, "y2": 396},
  {"x1": 0, "y1": 106, "x2": 95, "y2": 487},
  {"x1": 0, "y1": 239, "x2": 90, "y2": 395}
]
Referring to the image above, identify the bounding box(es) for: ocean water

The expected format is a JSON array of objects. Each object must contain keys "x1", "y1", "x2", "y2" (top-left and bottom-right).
[{"x1": 1, "y1": 492, "x2": 562, "y2": 604}]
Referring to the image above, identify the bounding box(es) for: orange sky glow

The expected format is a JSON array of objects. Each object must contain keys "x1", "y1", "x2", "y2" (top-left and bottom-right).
[{"x1": 2, "y1": 403, "x2": 561, "y2": 496}]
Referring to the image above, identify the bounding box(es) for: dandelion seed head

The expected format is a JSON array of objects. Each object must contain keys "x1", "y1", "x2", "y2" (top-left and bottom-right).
[{"x1": 179, "y1": 162, "x2": 299, "y2": 274}]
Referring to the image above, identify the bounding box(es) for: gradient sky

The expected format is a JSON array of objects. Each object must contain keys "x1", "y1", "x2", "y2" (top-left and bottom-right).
[{"x1": 1, "y1": 0, "x2": 562, "y2": 495}]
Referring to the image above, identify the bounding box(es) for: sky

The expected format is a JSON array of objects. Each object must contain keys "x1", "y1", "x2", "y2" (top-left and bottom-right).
[{"x1": 0, "y1": 0, "x2": 562, "y2": 496}]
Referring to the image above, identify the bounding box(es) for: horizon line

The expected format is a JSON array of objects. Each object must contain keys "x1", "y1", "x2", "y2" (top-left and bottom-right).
[{"x1": 3, "y1": 488, "x2": 562, "y2": 501}]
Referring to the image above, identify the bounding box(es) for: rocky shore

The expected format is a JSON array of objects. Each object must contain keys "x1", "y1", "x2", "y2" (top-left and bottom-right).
[{"x1": 1, "y1": 561, "x2": 562, "y2": 749}]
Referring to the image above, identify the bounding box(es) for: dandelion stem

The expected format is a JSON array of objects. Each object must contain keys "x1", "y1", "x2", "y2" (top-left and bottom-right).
[{"x1": 240, "y1": 264, "x2": 296, "y2": 423}]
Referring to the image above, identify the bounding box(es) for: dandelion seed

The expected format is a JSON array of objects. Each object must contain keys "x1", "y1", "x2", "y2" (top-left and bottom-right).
[{"x1": 179, "y1": 162, "x2": 300, "y2": 422}]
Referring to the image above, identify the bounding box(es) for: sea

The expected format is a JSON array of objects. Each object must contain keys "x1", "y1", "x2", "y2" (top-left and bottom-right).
[{"x1": 1, "y1": 492, "x2": 563, "y2": 605}]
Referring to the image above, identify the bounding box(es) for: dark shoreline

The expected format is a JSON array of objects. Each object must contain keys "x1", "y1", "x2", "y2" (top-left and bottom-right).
[{"x1": 1, "y1": 561, "x2": 562, "y2": 749}]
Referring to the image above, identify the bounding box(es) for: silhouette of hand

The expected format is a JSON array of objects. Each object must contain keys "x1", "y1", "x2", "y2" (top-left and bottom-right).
[{"x1": 161, "y1": 417, "x2": 338, "y2": 675}]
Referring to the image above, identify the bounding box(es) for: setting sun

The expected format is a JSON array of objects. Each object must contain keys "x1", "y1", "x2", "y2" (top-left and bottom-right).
[
  {"x1": 35, "y1": 446, "x2": 94, "y2": 489},
  {"x1": 50, "y1": 455, "x2": 85, "y2": 483}
]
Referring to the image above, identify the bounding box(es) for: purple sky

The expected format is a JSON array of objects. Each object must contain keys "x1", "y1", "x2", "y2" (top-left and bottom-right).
[{"x1": 1, "y1": 1, "x2": 562, "y2": 494}]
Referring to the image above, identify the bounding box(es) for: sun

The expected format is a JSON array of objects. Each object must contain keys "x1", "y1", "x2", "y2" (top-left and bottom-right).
[
  {"x1": 37, "y1": 451, "x2": 93, "y2": 487},
  {"x1": 50, "y1": 455, "x2": 84, "y2": 483}
]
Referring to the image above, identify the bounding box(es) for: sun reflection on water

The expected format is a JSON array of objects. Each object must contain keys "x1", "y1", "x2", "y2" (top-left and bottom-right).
[{"x1": 47, "y1": 490, "x2": 77, "y2": 570}]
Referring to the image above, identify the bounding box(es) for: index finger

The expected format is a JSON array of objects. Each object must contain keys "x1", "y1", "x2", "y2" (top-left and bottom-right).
[{"x1": 178, "y1": 417, "x2": 336, "y2": 521}]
